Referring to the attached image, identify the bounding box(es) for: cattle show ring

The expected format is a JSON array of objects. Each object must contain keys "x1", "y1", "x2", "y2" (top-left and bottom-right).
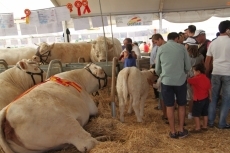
[{"x1": 0, "y1": 0, "x2": 230, "y2": 152}]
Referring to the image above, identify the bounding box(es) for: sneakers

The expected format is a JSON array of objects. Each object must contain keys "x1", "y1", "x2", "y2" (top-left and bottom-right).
[
  {"x1": 208, "y1": 123, "x2": 214, "y2": 128},
  {"x1": 169, "y1": 132, "x2": 178, "y2": 139},
  {"x1": 218, "y1": 124, "x2": 230, "y2": 129},
  {"x1": 177, "y1": 129, "x2": 189, "y2": 138},
  {"x1": 188, "y1": 113, "x2": 193, "y2": 119},
  {"x1": 169, "y1": 129, "x2": 189, "y2": 139}
]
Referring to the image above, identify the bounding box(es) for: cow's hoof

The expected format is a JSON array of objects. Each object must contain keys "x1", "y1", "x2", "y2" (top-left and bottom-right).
[{"x1": 78, "y1": 138, "x2": 98, "y2": 153}]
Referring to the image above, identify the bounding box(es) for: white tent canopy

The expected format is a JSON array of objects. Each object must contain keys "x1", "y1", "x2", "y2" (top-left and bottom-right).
[{"x1": 51, "y1": 0, "x2": 230, "y2": 23}]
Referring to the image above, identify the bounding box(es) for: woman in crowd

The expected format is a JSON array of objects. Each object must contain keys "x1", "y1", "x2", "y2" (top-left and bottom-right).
[
  {"x1": 183, "y1": 37, "x2": 204, "y2": 119},
  {"x1": 121, "y1": 43, "x2": 137, "y2": 68}
]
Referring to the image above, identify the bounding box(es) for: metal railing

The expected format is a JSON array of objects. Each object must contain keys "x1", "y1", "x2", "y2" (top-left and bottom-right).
[
  {"x1": 0, "y1": 59, "x2": 8, "y2": 70},
  {"x1": 46, "y1": 59, "x2": 63, "y2": 79}
]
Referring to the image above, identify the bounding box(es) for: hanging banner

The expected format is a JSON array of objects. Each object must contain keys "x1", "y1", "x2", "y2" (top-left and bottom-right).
[
  {"x1": 20, "y1": 23, "x2": 37, "y2": 35},
  {"x1": 36, "y1": 22, "x2": 62, "y2": 34},
  {"x1": 0, "y1": 13, "x2": 14, "y2": 29},
  {"x1": 91, "y1": 16, "x2": 108, "y2": 27},
  {"x1": 28, "y1": 11, "x2": 40, "y2": 26},
  {"x1": 115, "y1": 14, "x2": 153, "y2": 27},
  {"x1": 38, "y1": 8, "x2": 57, "y2": 24},
  {"x1": 73, "y1": 18, "x2": 90, "y2": 30},
  {"x1": 55, "y1": 6, "x2": 71, "y2": 23},
  {"x1": 0, "y1": 24, "x2": 18, "y2": 36}
]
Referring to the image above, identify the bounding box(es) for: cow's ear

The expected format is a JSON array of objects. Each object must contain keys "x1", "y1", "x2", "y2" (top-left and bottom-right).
[
  {"x1": 50, "y1": 43, "x2": 55, "y2": 49},
  {"x1": 18, "y1": 61, "x2": 27, "y2": 70}
]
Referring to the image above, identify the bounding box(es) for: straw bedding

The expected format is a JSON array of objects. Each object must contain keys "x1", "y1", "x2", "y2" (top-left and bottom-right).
[
  {"x1": 46, "y1": 78, "x2": 230, "y2": 153},
  {"x1": 1, "y1": 78, "x2": 230, "y2": 153}
]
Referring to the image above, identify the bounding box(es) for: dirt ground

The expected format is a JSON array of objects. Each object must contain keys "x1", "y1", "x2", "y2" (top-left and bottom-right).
[{"x1": 45, "y1": 84, "x2": 230, "y2": 153}]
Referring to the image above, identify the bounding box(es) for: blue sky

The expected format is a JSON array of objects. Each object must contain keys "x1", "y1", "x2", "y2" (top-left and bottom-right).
[{"x1": 0, "y1": 0, "x2": 54, "y2": 18}]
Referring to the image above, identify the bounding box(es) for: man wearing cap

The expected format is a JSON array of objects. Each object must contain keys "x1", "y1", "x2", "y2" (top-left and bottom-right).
[
  {"x1": 193, "y1": 30, "x2": 211, "y2": 61},
  {"x1": 155, "y1": 32, "x2": 191, "y2": 138},
  {"x1": 205, "y1": 20, "x2": 230, "y2": 129}
]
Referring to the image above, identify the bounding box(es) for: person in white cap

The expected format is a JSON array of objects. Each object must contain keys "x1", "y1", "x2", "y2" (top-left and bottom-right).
[
  {"x1": 183, "y1": 37, "x2": 204, "y2": 120},
  {"x1": 193, "y1": 30, "x2": 211, "y2": 61}
]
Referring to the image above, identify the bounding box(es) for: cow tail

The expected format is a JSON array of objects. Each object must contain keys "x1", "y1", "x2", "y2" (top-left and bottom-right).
[
  {"x1": 123, "y1": 68, "x2": 130, "y2": 105},
  {"x1": 0, "y1": 107, "x2": 14, "y2": 153}
]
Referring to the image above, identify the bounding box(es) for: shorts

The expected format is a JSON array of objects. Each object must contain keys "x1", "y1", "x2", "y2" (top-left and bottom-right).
[
  {"x1": 192, "y1": 97, "x2": 209, "y2": 117},
  {"x1": 161, "y1": 81, "x2": 187, "y2": 107}
]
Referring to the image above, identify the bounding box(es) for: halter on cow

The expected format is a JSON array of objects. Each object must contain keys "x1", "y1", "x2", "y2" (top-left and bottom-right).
[
  {"x1": 84, "y1": 63, "x2": 107, "y2": 89},
  {"x1": 16, "y1": 61, "x2": 44, "y2": 85},
  {"x1": 35, "y1": 46, "x2": 51, "y2": 64}
]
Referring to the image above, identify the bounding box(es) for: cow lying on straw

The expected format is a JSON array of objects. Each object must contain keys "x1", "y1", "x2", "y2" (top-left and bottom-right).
[
  {"x1": 0, "y1": 59, "x2": 46, "y2": 110},
  {"x1": 116, "y1": 67, "x2": 157, "y2": 122},
  {"x1": 0, "y1": 63, "x2": 107, "y2": 153}
]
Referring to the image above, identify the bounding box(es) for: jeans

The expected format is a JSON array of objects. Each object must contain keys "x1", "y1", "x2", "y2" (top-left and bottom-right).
[{"x1": 208, "y1": 75, "x2": 230, "y2": 128}]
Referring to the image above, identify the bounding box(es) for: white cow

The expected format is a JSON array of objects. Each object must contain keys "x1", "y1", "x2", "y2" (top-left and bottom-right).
[
  {"x1": 32, "y1": 42, "x2": 92, "y2": 64},
  {"x1": 116, "y1": 67, "x2": 157, "y2": 122},
  {"x1": 0, "y1": 47, "x2": 36, "y2": 65},
  {"x1": 0, "y1": 59, "x2": 46, "y2": 110},
  {"x1": 0, "y1": 63, "x2": 107, "y2": 153},
  {"x1": 90, "y1": 36, "x2": 123, "y2": 62}
]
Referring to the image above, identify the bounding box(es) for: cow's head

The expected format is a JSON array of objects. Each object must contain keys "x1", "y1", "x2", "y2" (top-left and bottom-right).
[
  {"x1": 16, "y1": 59, "x2": 47, "y2": 86},
  {"x1": 32, "y1": 42, "x2": 55, "y2": 64},
  {"x1": 91, "y1": 37, "x2": 114, "y2": 62},
  {"x1": 84, "y1": 63, "x2": 107, "y2": 92},
  {"x1": 146, "y1": 68, "x2": 158, "y2": 85}
]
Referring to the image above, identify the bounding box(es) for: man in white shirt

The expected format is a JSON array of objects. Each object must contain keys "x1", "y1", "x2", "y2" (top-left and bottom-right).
[
  {"x1": 205, "y1": 20, "x2": 230, "y2": 129},
  {"x1": 120, "y1": 38, "x2": 141, "y2": 59}
]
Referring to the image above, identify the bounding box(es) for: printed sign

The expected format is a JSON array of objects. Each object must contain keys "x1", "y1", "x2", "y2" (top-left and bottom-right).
[
  {"x1": 0, "y1": 13, "x2": 14, "y2": 29},
  {"x1": 115, "y1": 14, "x2": 153, "y2": 27}
]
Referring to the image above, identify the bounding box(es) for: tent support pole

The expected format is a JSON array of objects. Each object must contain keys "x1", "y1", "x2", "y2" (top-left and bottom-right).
[
  {"x1": 62, "y1": 21, "x2": 68, "y2": 42},
  {"x1": 159, "y1": 12, "x2": 163, "y2": 34},
  {"x1": 99, "y1": 0, "x2": 108, "y2": 65},
  {"x1": 110, "y1": 13, "x2": 115, "y2": 58}
]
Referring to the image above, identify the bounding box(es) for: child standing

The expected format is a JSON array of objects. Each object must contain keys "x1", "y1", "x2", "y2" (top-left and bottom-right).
[{"x1": 187, "y1": 63, "x2": 211, "y2": 132}]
